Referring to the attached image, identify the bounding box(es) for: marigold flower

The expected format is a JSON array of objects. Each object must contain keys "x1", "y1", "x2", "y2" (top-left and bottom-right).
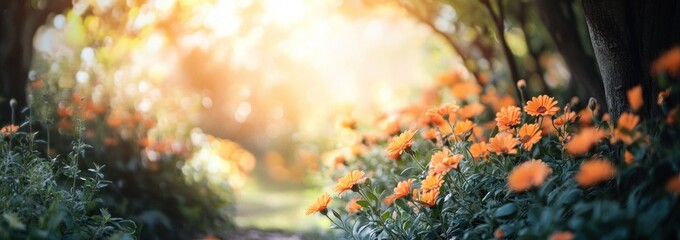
[
  {"x1": 565, "y1": 127, "x2": 607, "y2": 156},
  {"x1": 334, "y1": 170, "x2": 365, "y2": 195},
  {"x1": 616, "y1": 112, "x2": 639, "y2": 132},
  {"x1": 412, "y1": 189, "x2": 439, "y2": 207},
  {"x1": 437, "y1": 103, "x2": 459, "y2": 118},
  {"x1": 525, "y1": 95, "x2": 559, "y2": 117},
  {"x1": 627, "y1": 85, "x2": 643, "y2": 112},
  {"x1": 347, "y1": 197, "x2": 362, "y2": 213},
  {"x1": 575, "y1": 158, "x2": 617, "y2": 188},
  {"x1": 507, "y1": 159, "x2": 552, "y2": 192},
  {"x1": 495, "y1": 106, "x2": 522, "y2": 131},
  {"x1": 306, "y1": 193, "x2": 332, "y2": 215},
  {"x1": 518, "y1": 124, "x2": 542, "y2": 150},
  {"x1": 469, "y1": 141, "x2": 489, "y2": 161},
  {"x1": 549, "y1": 231, "x2": 575, "y2": 240},
  {"x1": 420, "y1": 174, "x2": 444, "y2": 192},
  {"x1": 0, "y1": 125, "x2": 19, "y2": 137},
  {"x1": 385, "y1": 179, "x2": 415, "y2": 205},
  {"x1": 666, "y1": 174, "x2": 680, "y2": 195},
  {"x1": 454, "y1": 119, "x2": 475, "y2": 137},
  {"x1": 385, "y1": 129, "x2": 417, "y2": 160},
  {"x1": 488, "y1": 132, "x2": 519, "y2": 155},
  {"x1": 430, "y1": 148, "x2": 451, "y2": 167},
  {"x1": 611, "y1": 113, "x2": 640, "y2": 144},
  {"x1": 451, "y1": 82, "x2": 482, "y2": 100},
  {"x1": 624, "y1": 150, "x2": 634, "y2": 165}
]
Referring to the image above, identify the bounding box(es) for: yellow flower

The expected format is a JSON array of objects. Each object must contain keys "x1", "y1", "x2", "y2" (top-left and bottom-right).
[
  {"x1": 306, "y1": 193, "x2": 332, "y2": 215},
  {"x1": 469, "y1": 141, "x2": 489, "y2": 161},
  {"x1": 575, "y1": 158, "x2": 617, "y2": 188},
  {"x1": 334, "y1": 170, "x2": 365, "y2": 195},
  {"x1": 627, "y1": 85, "x2": 643, "y2": 112},
  {"x1": 525, "y1": 95, "x2": 559, "y2": 117},
  {"x1": 385, "y1": 129, "x2": 417, "y2": 160},
  {"x1": 495, "y1": 106, "x2": 521, "y2": 131},
  {"x1": 507, "y1": 159, "x2": 552, "y2": 192},
  {"x1": 488, "y1": 132, "x2": 519, "y2": 155},
  {"x1": 518, "y1": 124, "x2": 542, "y2": 150}
]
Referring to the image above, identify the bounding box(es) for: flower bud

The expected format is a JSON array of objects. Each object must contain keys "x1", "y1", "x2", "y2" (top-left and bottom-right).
[
  {"x1": 9, "y1": 98, "x2": 17, "y2": 108},
  {"x1": 516, "y1": 79, "x2": 526, "y2": 89},
  {"x1": 588, "y1": 97, "x2": 597, "y2": 111}
]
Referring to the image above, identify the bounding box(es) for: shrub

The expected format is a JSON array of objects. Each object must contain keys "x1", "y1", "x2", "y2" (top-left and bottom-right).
[
  {"x1": 310, "y1": 69, "x2": 680, "y2": 239},
  {"x1": 0, "y1": 105, "x2": 135, "y2": 239}
]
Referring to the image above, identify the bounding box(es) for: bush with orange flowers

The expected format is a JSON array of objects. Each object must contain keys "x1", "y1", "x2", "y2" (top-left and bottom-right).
[{"x1": 309, "y1": 65, "x2": 680, "y2": 239}]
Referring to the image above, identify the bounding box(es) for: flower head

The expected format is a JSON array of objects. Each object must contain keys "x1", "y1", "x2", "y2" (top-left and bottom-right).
[
  {"x1": 507, "y1": 159, "x2": 552, "y2": 192},
  {"x1": 666, "y1": 174, "x2": 680, "y2": 195},
  {"x1": 430, "y1": 154, "x2": 463, "y2": 175},
  {"x1": 495, "y1": 106, "x2": 522, "y2": 132},
  {"x1": 488, "y1": 132, "x2": 519, "y2": 155},
  {"x1": 347, "y1": 197, "x2": 362, "y2": 213},
  {"x1": 306, "y1": 193, "x2": 332, "y2": 215},
  {"x1": 454, "y1": 119, "x2": 475, "y2": 137},
  {"x1": 386, "y1": 129, "x2": 417, "y2": 160},
  {"x1": 420, "y1": 174, "x2": 444, "y2": 192},
  {"x1": 627, "y1": 85, "x2": 643, "y2": 112},
  {"x1": 525, "y1": 95, "x2": 559, "y2": 117},
  {"x1": 469, "y1": 141, "x2": 489, "y2": 161},
  {"x1": 652, "y1": 46, "x2": 680, "y2": 77},
  {"x1": 565, "y1": 127, "x2": 607, "y2": 156},
  {"x1": 334, "y1": 170, "x2": 365, "y2": 195},
  {"x1": 384, "y1": 179, "x2": 415, "y2": 205},
  {"x1": 518, "y1": 124, "x2": 542, "y2": 150},
  {"x1": 1, "y1": 125, "x2": 19, "y2": 137},
  {"x1": 575, "y1": 158, "x2": 617, "y2": 188},
  {"x1": 412, "y1": 189, "x2": 439, "y2": 207},
  {"x1": 549, "y1": 231, "x2": 575, "y2": 240},
  {"x1": 554, "y1": 111, "x2": 576, "y2": 127},
  {"x1": 624, "y1": 150, "x2": 635, "y2": 165}
]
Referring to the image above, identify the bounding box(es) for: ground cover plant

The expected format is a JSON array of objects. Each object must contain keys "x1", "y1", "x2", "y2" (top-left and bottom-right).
[{"x1": 309, "y1": 53, "x2": 680, "y2": 239}]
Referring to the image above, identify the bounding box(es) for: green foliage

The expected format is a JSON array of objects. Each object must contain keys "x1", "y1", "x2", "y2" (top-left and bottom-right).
[{"x1": 0, "y1": 117, "x2": 135, "y2": 239}]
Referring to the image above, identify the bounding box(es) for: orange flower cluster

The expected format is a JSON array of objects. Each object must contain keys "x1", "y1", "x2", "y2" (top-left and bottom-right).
[
  {"x1": 412, "y1": 174, "x2": 443, "y2": 207},
  {"x1": 0, "y1": 125, "x2": 19, "y2": 137}
]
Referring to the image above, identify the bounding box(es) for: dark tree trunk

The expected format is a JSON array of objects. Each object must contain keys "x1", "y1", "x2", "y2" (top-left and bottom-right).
[
  {"x1": 581, "y1": 0, "x2": 680, "y2": 121},
  {"x1": 535, "y1": 0, "x2": 606, "y2": 110},
  {"x1": 0, "y1": 0, "x2": 69, "y2": 124}
]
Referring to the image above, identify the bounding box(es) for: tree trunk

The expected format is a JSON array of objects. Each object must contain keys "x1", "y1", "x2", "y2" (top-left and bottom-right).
[
  {"x1": 534, "y1": 0, "x2": 606, "y2": 110},
  {"x1": 582, "y1": 0, "x2": 680, "y2": 121}
]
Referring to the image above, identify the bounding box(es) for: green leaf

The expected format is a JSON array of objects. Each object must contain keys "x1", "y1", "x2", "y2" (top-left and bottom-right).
[
  {"x1": 357, "y1": 200, "x2": 370, "y2": 208},
  {"x1": 494, "y1": 203, "x2": 517, "y2": 218}
]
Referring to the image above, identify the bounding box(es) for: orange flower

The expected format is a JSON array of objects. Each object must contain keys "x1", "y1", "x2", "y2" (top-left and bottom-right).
[
  {"x1": 347, "y1": 197, "x2": 362, "y2": 213},
  {"x1": 525, "y1": 95, "x2": 559, "y2": 117},
  {"x1": 575, "y1": 158, "x2": 617, "y2": 188},
  {"x1": 507, "y1": 159, "x2": 552, "y2": 192},
  {"x1": 306, "y1": 193, "x2": 332, "y2": 215},
  {"x1": 488, "y1": 132, "x2": 519, "y2": 155},
  {"x1": 385, "y1": 129, "x2": 417, "y2": 160},
  {"x1": 658, "y1": 88, "x2": 671, "y2": 105},
  {"x1": 0, "y1": 125, "x2": 19, "y2": 137},
  {"x1": 421, "y1": 127, "x2": 437, "y2": 140},
  {"x1": 554, "y1": 111, "x2": 576, "y2": 127},
  {"x1": 385, "y1": 179, "x2": 415, "y2": 205},
  {"x1": 666, "y1": 174, "x2": 680, "y2": 195},
  {"x1": 459, "y1": 103, "x2": 486, "y2": 119},
  {"x1": 611, "y1": 113, "x2": 640, "y2": 144},
  {"x1": 495, "y1": 106, "x2": 521, "y2": 131},
  {"x1": 420, "y1": 174, "x2": 444, "y2": 192},
  {"x1": 340, "y1": 117, "x2": 357, "y2": 129},
  {"x1": 31, "y1": 80, "x2": 44, "y2": 88},
  {"x1": 565, "y1": 127, "x2": 607, "y2": 156},
  {"x1": 454, "y1": 119, "x2": 475, "y2": 137},
  {"x1": 451, "y1": 82, "x2": 482, "y2": 100},
  {"x1": 494, "y1": 229, "x2": 505, "y2": 239},
  {"x1": 429, "y1": 148, "x2": 451, "y2": 168},
  {"x1": 652, "y1": 46, "x2": 680, "y2": 77},
  {"x1": 668, "y1": 107, "x2": 678, "y2": 125},
  {"x1": 518, "y1": 124, "x2": 542, "y2": 150},
  {"x1": 334, "y1": 170, "x2": 365, "y2": 195},
  {"x1": 469, "y1": 141, "x2": 489, "y2": 161},
  {"x1": 437, "y1": 103, "x2": 459, "y2": 118},
  {"x1": 412, "y1": 189, "x2": 439, "y2": 207},
  {"x1": 627, "y1": 85, "x2": 643, "y2": 112},
  {"x1": 549, "y1": 231, "x2": 575, "y2": 240},
  {"x1": 624, "y1": 150, "x2": 634, "y2": 165},
  {"x1": 430, "y1": 154, "x2": 463, "y2": 175},
  {"x1": 616, "y1": 112, "x2": 639, "y2": 132}
]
